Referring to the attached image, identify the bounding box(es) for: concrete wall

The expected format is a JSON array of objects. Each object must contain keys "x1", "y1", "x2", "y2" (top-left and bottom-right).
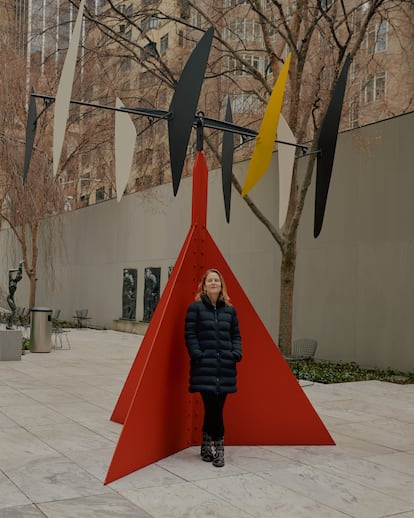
[
  {"x1": 1, "y1": 112, "x2": 413, "y2": 370},
  {"x1": 294, "y1": 112, "x2": 414, "y2": 370}
]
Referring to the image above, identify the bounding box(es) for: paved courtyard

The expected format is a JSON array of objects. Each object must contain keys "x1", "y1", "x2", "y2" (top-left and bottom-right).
[{"x1": 1, "y1": 328, "x2": 414, "y2": 517}]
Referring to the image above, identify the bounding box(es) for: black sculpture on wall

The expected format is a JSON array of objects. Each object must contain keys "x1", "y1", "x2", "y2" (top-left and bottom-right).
[
  {"x1": 143, "y1": 267, "x2": 160, "y2": 322},
  {"x1": 6, "y1": 261, "x2": 24, "y2": 330},
  {"x1": 122, "y1": 268, "x2": 137, "y2": 321}
]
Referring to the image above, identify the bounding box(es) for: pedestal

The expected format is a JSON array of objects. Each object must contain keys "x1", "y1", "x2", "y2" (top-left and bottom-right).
[
  {"x1": 113, "y1": 320, "x2": 148, "y2": 335},
  {"x1": 0, "y1": 329, "x2": 22, "y2": 361}
]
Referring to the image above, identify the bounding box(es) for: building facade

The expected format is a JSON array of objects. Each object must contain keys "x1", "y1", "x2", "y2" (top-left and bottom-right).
[
  {"x1": 83, "y1": 0, "x2": 414, "y2": 203},
  {"x1": 9, "y1": 0, "x2": 412, "y2": 207}
]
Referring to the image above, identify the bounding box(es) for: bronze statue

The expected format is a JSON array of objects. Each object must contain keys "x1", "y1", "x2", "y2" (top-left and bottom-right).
[
  {"x1": 143, "y1": 267, "x2": 159, "y2": 322},
  {"x1": 6, "y1": 261, "x2": 24, "y2": 330}
]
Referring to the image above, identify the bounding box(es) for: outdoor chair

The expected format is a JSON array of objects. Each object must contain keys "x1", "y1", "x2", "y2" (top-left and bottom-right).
[
  {"x1": 73, "y1": 309, "x2": 91, "y2": 328},
  {"x1": 52, "y1": 309, "x2": 61, "y2": 324},
  {"x1": 15, "y1": 307, "x2": 25, "y2": 327},
  {"x1": 52, "y1": 325, "x2": 71, "y2": 349},
  {"x1": 19, "y1": 308, "x2": 31, "y2": 338},
  {"x1": 283, "y1": 338, "x2": 318, "y2": 362}
]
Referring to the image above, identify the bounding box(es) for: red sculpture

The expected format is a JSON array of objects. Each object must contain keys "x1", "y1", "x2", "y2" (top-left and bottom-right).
[{"x1": 105, "y1": 151, "x2": 334, "y2": 485}]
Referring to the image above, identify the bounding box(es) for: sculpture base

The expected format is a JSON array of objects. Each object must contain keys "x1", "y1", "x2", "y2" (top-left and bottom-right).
[
  {"x1": 113, "y1": 320, "x2": 148, "y2": 335},
  {"x1": 0, "y1": 330, "x2": 22, "y2": 361}
]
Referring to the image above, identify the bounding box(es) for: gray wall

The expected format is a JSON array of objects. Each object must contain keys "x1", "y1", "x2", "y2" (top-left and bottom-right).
[{"x1": 1, "y1": 113, "x2": 413, "y2": 370}]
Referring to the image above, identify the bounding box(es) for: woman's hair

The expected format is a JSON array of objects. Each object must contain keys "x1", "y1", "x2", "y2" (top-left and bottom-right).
[{"x1": 195, "y1": 268, "x2": 231, "y2": 305}]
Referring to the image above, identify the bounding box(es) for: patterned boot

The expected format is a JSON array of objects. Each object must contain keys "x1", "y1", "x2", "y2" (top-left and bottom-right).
[
  {"x1": 213, "y1": 437, "x2": 224, "y2": 467},
  {"x1": 200, "y1": 432, "x2": 214, "y2": 462}
]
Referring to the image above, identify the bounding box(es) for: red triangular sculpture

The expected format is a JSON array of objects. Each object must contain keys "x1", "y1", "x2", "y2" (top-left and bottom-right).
[{"x1": 105, "y1": 152, "x2": 334, "y2": 484}]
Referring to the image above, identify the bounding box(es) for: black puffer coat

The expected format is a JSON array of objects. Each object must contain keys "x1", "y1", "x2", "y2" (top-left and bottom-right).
[{"x1": 185, "y1": 294, "x2": 242, "y2": 393}]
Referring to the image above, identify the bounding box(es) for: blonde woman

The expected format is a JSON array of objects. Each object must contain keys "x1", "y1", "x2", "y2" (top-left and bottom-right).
[{"x1": 185, "y1": 269, "x2": 242, "y2": 467}]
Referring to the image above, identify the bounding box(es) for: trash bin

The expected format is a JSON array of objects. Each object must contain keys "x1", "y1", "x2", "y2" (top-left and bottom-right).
[{"x1": 30, "y1": 307, "x2": 52, "y2": 353}]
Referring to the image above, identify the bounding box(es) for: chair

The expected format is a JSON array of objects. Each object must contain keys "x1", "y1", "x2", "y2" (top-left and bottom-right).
[
  {"x1": 19, "y1": 308, "x2": 31, "y2": 338},
  {"x1": 283, "y1": 339, "x2": 318, "y2": 362},
  {"x1": 52, "y1": 309, "x2": 61, "y2": 324},
  {"x1": 52, "y1": 325, "x2": 71, "y2": 349},
  {"x1": 73, "y1": 309, "x2": 91, "y2": 328},
  {"x1": 15, "y1": 307, "x2": 25, "y2": 327}
]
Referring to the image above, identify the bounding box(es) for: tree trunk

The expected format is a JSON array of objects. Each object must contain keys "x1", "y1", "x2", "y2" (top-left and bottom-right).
[
  {"x1": 28, "y1": 223, "x2": 39, "y2": 309},
  {"x1": 278, "y1": 238, "x2": 297, "y2": 356},
  {"x1": 28, "y1": 272, "x2": 37, "y2": 309}
]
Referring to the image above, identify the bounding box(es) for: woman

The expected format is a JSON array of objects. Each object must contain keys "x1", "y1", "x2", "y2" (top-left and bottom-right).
[{"x1": 185, "y1": 268, "x2": 242, "y2": 467}]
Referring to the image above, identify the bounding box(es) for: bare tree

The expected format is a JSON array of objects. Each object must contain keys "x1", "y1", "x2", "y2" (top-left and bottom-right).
[
  {"x1": 82, "y1": 0, "x2": 413, "y2": 353},
  {"x1": 0, "y1": 8, "x2": 117, "y2": 307}
]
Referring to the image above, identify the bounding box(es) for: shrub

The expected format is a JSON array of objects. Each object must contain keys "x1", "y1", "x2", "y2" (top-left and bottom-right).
[{"x1": 288, "y1": 359, "x2": 414, "y2": 384}]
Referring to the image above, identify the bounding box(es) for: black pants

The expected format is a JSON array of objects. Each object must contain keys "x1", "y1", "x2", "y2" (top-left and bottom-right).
[{"x1": 201, "y1": 392, "x2": 227, "y2": 440}]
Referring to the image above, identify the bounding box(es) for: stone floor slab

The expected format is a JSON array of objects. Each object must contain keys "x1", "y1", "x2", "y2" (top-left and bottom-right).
[
  {"x1": 0, "y1": 329, "x2": 414, "y2": 518},
  {"x1": 37, "y1": 493, "x2": 152, "y2": 518}
]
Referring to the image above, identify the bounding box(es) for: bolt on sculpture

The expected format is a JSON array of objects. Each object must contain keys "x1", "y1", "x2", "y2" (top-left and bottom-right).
[{"x1": 22, "y1": 0, "x2": 350, "y2": 483}]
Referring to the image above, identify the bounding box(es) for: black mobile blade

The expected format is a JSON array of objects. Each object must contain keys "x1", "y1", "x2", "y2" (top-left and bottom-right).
[
  {"x1": 221, "y1": 97, "x2": 234, "y2": 223},
  {"x1": 314, "y1": 55, "x2": 351, "y2": 238},
  {"x1": 168, "y1": 26, "x2": 214, "y2": 195},
  {"x1": 23, "y1": 88, "x2": 38, "y2": 183}
]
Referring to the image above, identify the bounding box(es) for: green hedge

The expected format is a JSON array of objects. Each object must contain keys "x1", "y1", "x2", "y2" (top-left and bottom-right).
[{"x1": 288, "y1": 359, "x2": 414, "y2": 384}]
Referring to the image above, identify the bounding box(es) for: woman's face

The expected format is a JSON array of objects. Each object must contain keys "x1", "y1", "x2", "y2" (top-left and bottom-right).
[{"x1": 204, "y1": 271, "x2": 222, "y2": 302}]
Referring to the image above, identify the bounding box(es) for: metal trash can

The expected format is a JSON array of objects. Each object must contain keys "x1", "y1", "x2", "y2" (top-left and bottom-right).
[{"x1": 30, "y1": 307, "x2": 52, "y2": 353}]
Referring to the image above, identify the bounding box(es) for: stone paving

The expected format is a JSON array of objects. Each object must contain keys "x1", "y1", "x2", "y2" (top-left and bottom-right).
[{"x1": 1, "y1": 328, "x2": 414, "y2": 517}]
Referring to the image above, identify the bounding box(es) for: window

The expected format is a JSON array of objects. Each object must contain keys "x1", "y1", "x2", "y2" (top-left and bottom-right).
[
  {"x1": 367, "y1": 20, "x2": 388, "y2": 53},
  {"x1": 364, "y1": 76, "x2": 374, "y2": 103},
  {"x1": 160, "y1": 34, "x2": 169, "y2": 54},
  {"x1": 350, "y1": 61, "x2": 360, "y2": 82},
  {"x1": 264, "y1": 56, "x2": 270, "y2": 76},
  {"x1": 79, "y1": 194, "x2": 89, "y2": 207},
  {"x1": 93, "y1": 0, "x2": 106, "y2": 15},
  {"x1": 376, "y1": 21, "x2": 387, "y2": 52},
  {"x1": 178, "y1": 30, "x2": 184, "y2": 47},
  {"x1": 141, "y1": 16, "x2": 157, "y2": 32},
  {"x1": 229, "y1": 55, "x2": 262, "y2": 76},
  {"x1": 120, "y1": 57, "x2": 131, "y2": 72},
  {"x1": 286, "y1": 2, "x2": 297, "y2": 23},
  {"x1": 141, "y1": 41, "x2": 157, "y2": 59},
  {"x1": 180, "y1": 1, "x2": 190, "y2": 19},
  {"x1": 191, "y1": 11, "x2": 203, "y2": 28},
  {"x1": 224, "y1": 19, "x2": 261, "y2": 42},
  {"x1": 375, "y1": 72, "x2": 386, "y2": 99},
  {"x1": 95, "y1": 187, "x2": 105, "y2": 202},
  {"x1": 350, "y1": 95, "x2": 359, "y2": 128},
  {"x1": 228, "y1": 57, "x2": 242, "y2": 76},
  {"x1": 363, "y1": 72, "x2": 386, "y2": 103},
  {"x1": 230, "y1": 93, "x2": 261, "y2": 113},
  {"x1": 320, "y1": 0, "x2": 334, "y2": 10},
  {"x1": 80, "y1": 175, "x2": 90, "y2": 188},
  {"x1": 140, "y1": 70, "x2": 156, "y2": 88},
  {"x1": 250, "y1": 55, "x2": 260, "y2": 71},
  {"x1": 224, "y1": 0, "x2": 247, "y2": 6}
]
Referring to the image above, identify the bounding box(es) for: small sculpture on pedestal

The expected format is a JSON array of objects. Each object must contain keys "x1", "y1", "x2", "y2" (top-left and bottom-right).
[
  {"x1": 6, "y1": 261, "x2": 24, "y2": 330},
  {"x1": 122, "y1": 268, "x2": 137, "y2": 320},
  {"x1": 143, "y1": 267, "x2": 160, "y2": 322}
]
